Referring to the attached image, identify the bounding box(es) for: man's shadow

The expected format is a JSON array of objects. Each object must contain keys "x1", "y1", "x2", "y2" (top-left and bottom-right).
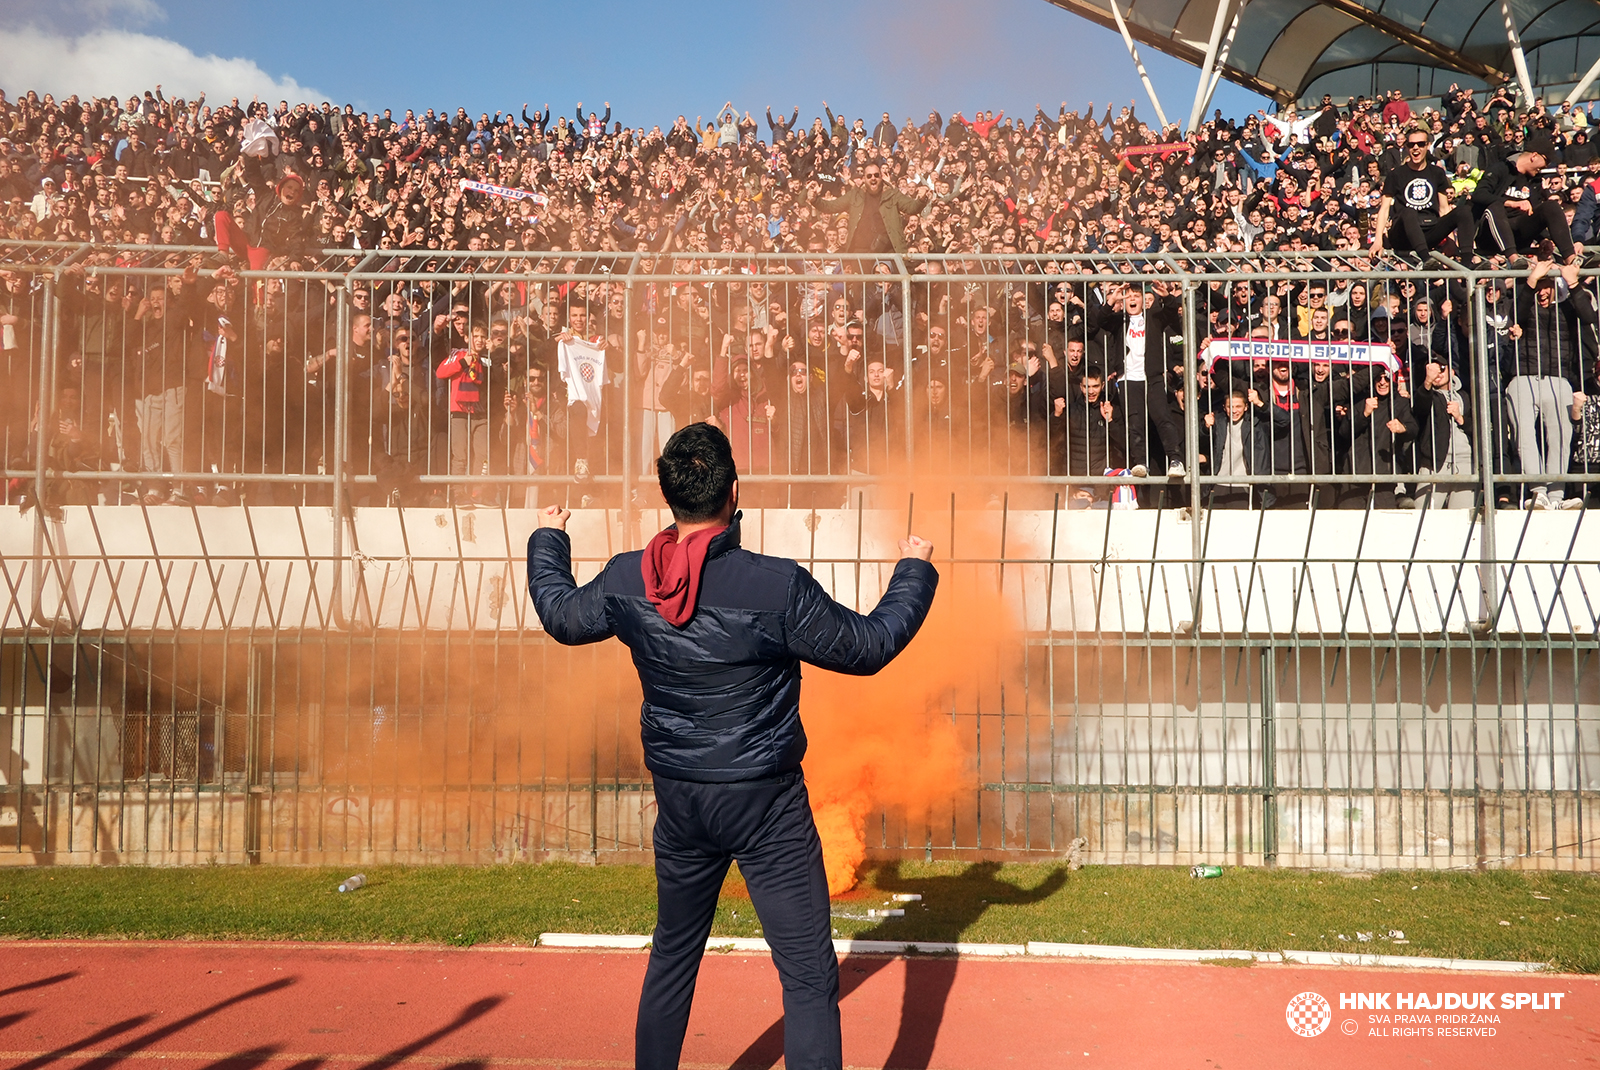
[{"x1": 730, "y1": 860, "x2": 1067, "y2": 1070}]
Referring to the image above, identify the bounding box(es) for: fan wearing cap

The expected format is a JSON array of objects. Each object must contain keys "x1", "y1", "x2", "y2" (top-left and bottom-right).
[{"x1": 1473, "y1": 133, "x2": 1581, "y2": 266}]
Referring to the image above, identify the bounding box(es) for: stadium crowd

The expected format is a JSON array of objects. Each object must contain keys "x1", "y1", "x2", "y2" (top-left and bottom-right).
[{"x1": 2, "y1": 82, "x2": 1599, "y2": 511}]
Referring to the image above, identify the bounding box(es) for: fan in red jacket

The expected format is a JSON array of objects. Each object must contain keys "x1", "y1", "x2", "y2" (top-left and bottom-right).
[{"x1": 436, "y1": 322, "x2": 493, "y2": 502}]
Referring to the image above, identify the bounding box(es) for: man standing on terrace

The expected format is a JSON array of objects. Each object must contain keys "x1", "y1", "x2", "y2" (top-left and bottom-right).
[
  {"x1": 805, "y1": 162, "x2": 929, "y2": 256},
  {"x1": 527, "y1": 422, "x2": 938, "y2": 1070}
]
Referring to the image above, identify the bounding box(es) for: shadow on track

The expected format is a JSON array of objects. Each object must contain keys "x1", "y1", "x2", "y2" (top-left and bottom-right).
[
  {"x1": 8, "y1": 981, "x2": 502, "y2": 1070},
  {"x1": 350, "y1": 995, "x2": 505, "y2": 1070},
  {"x1": 192, "y1": 1046, "x2": 283, "y2": 1070},
  {"x1": 730, "y1": 861, "x2": 1067, "y2": 1069},
  {"x1": 0, "y1": 972, "x2": 78, "y2": 999},
  {"x1": 15, "y1": 977, "x2": 295, "y2": 1070},
  {"x1": 10, "y1": 1014, "x2": 155, "y2": 1070}
]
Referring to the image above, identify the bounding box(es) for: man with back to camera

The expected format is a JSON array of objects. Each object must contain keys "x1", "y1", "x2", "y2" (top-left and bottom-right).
[{"x1": 526, "y1": 422, "x2": 939, "y2": 1070}]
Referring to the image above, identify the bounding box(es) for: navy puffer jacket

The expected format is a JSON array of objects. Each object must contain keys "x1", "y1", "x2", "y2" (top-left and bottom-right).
[{"x1": 528, "y1": 514, "x2": 938, "y2": 783}]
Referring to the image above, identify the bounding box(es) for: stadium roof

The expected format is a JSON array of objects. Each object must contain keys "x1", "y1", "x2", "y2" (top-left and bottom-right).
[{"x1": 1042, "y1": 0, "x2": 1600, "y2": 106}]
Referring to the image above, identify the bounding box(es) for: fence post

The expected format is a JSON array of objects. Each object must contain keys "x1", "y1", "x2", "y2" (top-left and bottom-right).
[
  {"x1": 622, "y1": 261, "x2": 636, "y2": 550},
  {"x1": 898, "y1": 256, "x2": 915, "y2": 479},
  {"x1": 1182, "y1": 277, "x2": 1203, "y2": 631},
  {"x1": 1260, "y1": 645, "x2": 1278, "y2": 865},
  {"x1": 29, "y1": 275, "x2": 57, "y2": 627},
  {"x1": 330, "y1": 286, "x2": 349, "y2": 626},
  {"x1": 1470, "y1": 278, "x2": 1499, "y2": 627},
  {"x1": 244, "y1": 642, "x2": 263, "y2": 863}
]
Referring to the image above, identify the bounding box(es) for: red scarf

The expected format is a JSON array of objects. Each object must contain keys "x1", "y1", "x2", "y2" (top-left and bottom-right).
[{"x1": 641, "y1": 524, "x2": 726, "y2": 626}]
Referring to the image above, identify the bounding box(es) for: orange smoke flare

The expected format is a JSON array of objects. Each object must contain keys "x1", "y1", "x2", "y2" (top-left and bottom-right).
[{"x1": 802, "y1": 548, "x2": 1009, "y2": 895}]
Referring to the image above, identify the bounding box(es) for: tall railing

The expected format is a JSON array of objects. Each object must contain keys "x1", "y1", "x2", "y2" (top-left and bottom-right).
[{"x1": 0, "y1": 244, "x2": 1595, "y2": 868}]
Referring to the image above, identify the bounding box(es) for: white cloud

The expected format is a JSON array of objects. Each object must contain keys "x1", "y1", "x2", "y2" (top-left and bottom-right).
[{"x1": 0, "y1": 25, "x2": 325, "y2": 104}]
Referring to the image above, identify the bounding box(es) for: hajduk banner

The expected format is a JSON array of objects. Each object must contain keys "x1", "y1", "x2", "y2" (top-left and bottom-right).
[
  {"x1": 1117, "y1": 142, "x2": 1193, "y2": 160},
  {"x1": 1201, "y1": 337, "x2": 1399, "y2": 374},
  {"x1": 1117, "y1": 142, "x2": 1192, "y2": 170},
  {"x1": 458, "y1": 179, "x2": 549, "y2": 205}
]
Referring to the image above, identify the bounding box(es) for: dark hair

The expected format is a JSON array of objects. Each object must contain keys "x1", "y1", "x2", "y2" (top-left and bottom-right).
[{"x1": 656, "y1": 423, "x2": 737, "y2": 522}]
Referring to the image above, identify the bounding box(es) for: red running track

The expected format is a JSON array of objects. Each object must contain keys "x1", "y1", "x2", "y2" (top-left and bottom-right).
[{"x1": 0, "y1": 941, "x2": 1593, "y2": 1069}]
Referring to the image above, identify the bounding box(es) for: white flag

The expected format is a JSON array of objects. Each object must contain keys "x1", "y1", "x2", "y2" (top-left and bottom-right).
[
  {"x1": 239, "y1": 117, "x2": 281, "y2": 158},
  {"x1": 559, "y1": 338, "x2": 608, "y2": 434}
]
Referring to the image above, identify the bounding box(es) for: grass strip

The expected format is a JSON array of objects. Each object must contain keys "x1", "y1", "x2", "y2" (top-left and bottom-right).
[{"x1": 0, "y1": 862, "x2": 1594, "y2": 972}]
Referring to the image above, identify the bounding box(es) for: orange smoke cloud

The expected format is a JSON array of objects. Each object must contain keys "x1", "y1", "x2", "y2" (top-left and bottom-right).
[{"x1": 802, "y1": 497, "x2": 1015, "y2": 895}]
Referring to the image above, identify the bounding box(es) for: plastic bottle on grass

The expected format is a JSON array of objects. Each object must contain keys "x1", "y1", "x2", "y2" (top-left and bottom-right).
[
  {"x1": 1189, "y1": 865, "x2": 1223, "y2": 879},
  {"x1": 338, "y1": 874, "x2": 367, "y2": 893}
]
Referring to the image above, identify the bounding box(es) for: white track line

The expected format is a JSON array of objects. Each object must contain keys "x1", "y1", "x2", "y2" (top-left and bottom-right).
[
  {"x1": 1279, "y1": 949, "x2": 1545, "y2": 972},
  {"x1": 536, "y1": 933, "x2": 1547, "y2": 971}
]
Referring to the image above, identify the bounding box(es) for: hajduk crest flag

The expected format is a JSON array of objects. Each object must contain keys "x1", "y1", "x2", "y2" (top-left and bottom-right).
[
  {"x1": 1201, "y1": 338, "x2": 1399, "y2": 374},
  {"x1": 559, "y1": 339, "x2": 608, "y2": 434}
]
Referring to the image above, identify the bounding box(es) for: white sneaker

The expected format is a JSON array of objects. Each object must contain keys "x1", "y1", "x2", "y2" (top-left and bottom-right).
[
  {"x1": 1129, "y1": 464, "x2": 1149, "y2": 479},
  {"x1": 1529, "y1": 491, "x2": 1553, "y2": 510},
  {"x1": 1557, "y1": 496, "x2": 1585, "y2": 511},
  {"x1": 1167, "y1": 461, "x2": 1186, "y2": 477}
]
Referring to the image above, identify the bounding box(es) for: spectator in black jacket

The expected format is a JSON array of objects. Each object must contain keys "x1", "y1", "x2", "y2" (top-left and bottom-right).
[
  {"x1": 528, "y1": 422, "x2": 937, "y2": 1070},
  {"x1": 1202, "y1": 388, "x2": 1274, "y2": 509},
  {"x1": 1091, "y1": 284, "x2": 1187, "y2": 477},
  {"x1": 772, "y1": 358, "x2": 836, "y2": 499},
  {"x1": 1474, "y1": 134, "x2": 1578, "y2": 263},
  {"x1": 659, "y1": 350, "x2": 716, "y2": 428},
  {"x1": 839, "y1": 356, "x2": 902, "y2": 481},
  {"x1": 129, "y1": 262, "x2": 206, "y2": 505},
  {"x1": 1342, "y1": 366, "x2": 1417, "y2": 508},
  {"x1": 1063, "y1": 367, "x2": 1126, "y2": 507}
]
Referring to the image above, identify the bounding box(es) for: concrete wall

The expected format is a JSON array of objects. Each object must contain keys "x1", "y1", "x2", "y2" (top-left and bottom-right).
[{"x1": 2, "y1": 505, "x2": 1596, "y2": 869}]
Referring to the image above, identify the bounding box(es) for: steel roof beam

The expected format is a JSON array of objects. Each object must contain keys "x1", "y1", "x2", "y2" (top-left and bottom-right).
[
  {"x1": 1312, "y1": 0, "x2": 1512, "y2": 84},
  {"x1": 1042, "y1": 0, "x2": 1515, "y2": 100},
  {"x1": 1040, "y1": 0, "x2": 1296, "y2": 102}
]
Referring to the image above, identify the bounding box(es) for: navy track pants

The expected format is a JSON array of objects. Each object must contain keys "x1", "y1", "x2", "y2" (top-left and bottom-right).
[{"x1": 636, "y1": 769, "x2": 840, "y2": 1070}]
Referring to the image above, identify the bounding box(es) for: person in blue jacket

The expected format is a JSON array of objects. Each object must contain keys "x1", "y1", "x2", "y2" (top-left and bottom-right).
[{"x1": 527, "y1": 421, "x2": 938, "y2": 1070}]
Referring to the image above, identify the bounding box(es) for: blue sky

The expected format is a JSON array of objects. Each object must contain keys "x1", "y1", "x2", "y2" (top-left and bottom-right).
[{"x1": 2, "y1": 0, "x2": 1272, "y2": 130}]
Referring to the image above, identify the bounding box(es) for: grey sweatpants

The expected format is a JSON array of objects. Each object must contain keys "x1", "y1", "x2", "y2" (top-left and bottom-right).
[
  {"x1": 1505, "y1": 375, "x2": 1574, "y2": 500},
  {"x1": 1417, "y1": 424, "x2": 1476, "y2": 509},
  {"x1": 135, "y1": 386, "x2": 186, "y2": 478}
]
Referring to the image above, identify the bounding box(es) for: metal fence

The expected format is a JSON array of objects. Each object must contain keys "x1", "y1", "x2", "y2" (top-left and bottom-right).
[{"x1": 1, "y1": 243, "x2": 1596, "y2": 869}]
